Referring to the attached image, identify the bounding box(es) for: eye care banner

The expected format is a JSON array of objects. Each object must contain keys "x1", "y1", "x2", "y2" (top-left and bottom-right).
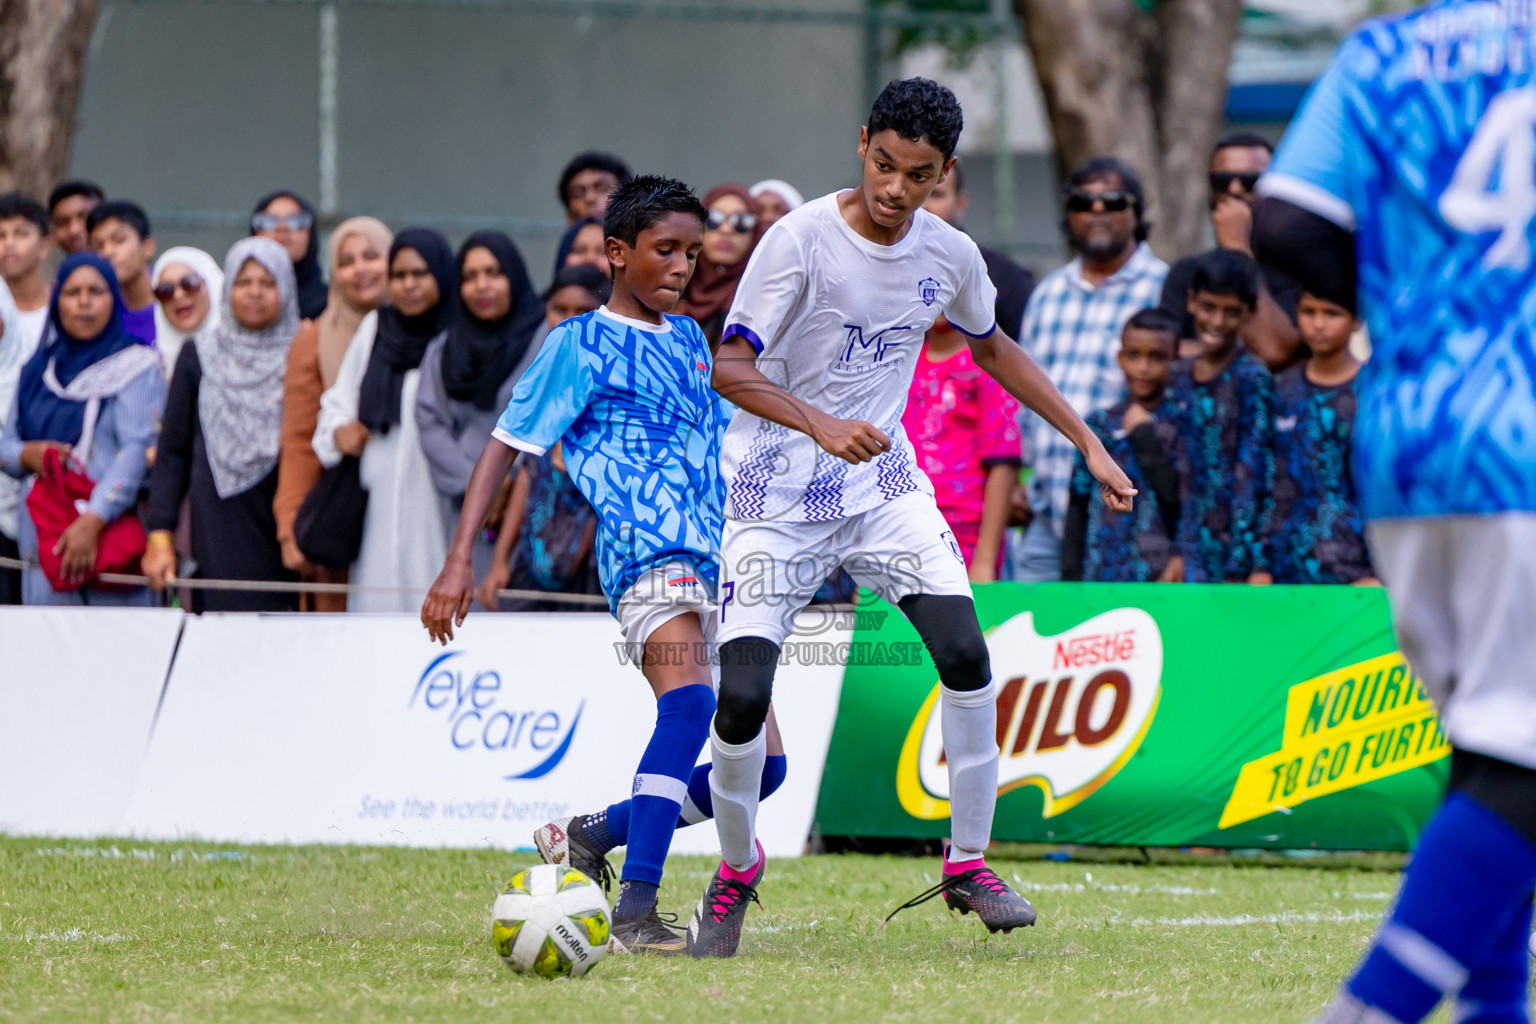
[
  {"x1": 123, "y1": 613, "x2": 843, "y2": 857},
  {"x1": 0, "y1": 607, "x2": 184, "y2": 837},
  {"x1": 815, "y1": 584, "x2": 1449, "y2": 852}
]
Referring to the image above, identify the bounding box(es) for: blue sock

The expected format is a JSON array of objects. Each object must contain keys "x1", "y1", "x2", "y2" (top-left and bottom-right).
[
  {"x1": 617, "y1": 684, "x2": 715, "y2": 901},
  {"x1": 605, "y1": 754, "x2": 789, "y2": 843},
  {"x1": 1340, "y1": 793, "x2": 1536, "y2": 1023},
  {"x1": 613, "y1": 879, "x2": 658, "y2": 920},
  {"x1": 1457, "y1": 897, "x2": 1533, "y2": 1024},
  {"x1": 677, "y1": 754, "x2": 788, "y2": 826}
]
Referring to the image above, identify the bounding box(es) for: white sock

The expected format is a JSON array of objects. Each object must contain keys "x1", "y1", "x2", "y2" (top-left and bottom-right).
[
  {"x1": 941, "y1": 683, "x2": 998, "y2": 862},
  {"x1": 708, "y1": 724, "x2": 766, "y2": 871}
]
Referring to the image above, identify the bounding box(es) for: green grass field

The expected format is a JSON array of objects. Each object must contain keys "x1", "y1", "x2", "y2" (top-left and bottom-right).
[{"x1": 0, "y1": 836, "x2": 1435, "y2": 1023}]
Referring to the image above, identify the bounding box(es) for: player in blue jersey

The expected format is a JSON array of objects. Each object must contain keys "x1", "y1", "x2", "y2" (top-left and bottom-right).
[
  {"x1": 423, "y1": 176, "x2": 746, "y2": 956},
  {"x1": 1253, "y1": 3, "x2": 1536, "y2": 1021}
]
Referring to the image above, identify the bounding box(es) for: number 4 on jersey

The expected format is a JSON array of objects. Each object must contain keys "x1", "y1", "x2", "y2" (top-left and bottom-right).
[{"x1": 1440, "y1": 87, "x2": 1536, "y2": 272}]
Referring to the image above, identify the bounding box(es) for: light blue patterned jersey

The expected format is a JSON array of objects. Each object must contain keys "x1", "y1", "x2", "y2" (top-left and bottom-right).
[
  {"x1": 1261, "y1": 0, "x2": 1536, "y2": 520},
  {"x1": 492, "y1": 307, "x2": 727, "y2": 610}
]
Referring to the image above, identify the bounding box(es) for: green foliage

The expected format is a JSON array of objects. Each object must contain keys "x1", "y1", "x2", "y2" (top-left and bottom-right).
[
  {"x1": 0, "y1": 836, "x2": 1416, "y2": 1022},
  {"x1": 875, "y1": 0, "x2": 996, "y2": 63}
]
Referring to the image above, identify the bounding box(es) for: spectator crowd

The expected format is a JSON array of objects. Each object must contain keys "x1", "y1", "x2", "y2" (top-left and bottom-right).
[{"x1": 0, "y1": 136, "x2": 1374, "y2": 613}]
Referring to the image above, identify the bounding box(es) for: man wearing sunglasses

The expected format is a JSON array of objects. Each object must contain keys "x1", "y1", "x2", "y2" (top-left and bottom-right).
[
  {"x1": 1010, "y1": 156, "x2": 1168, "y2": 582},
  {"x1": 1157, "y1": 132, "x2": 1302, "y2": 369}
]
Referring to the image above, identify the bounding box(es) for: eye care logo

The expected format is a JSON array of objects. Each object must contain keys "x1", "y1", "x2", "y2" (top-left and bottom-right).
[
  {"x1": 411, "y1": 651, "x2": 582, "y2": 781},
  {"x1": 897, "y1": 608, "x2": 1163, "y2": 820}
]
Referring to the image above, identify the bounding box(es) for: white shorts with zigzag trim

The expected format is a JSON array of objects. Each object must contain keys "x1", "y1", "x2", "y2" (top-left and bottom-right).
[{"x1": 716, "y1": 490, "x2": 972, "y2": 648}]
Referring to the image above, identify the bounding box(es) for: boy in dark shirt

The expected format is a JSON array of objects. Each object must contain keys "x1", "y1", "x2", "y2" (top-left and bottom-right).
[
  {"x1": 1266, "y1": 289, "x2": 1376, "y2": 584},
  {"x1": 1168, "y1": 249, "x2": 1275, "y2": 583},
  {"x1": 1063, "y1": 308, "x2": 1182, "y2": 581}
]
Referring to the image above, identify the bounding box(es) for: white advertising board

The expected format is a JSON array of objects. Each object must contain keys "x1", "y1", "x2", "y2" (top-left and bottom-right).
[
  {"x1": 125, "y1": 613, "x2": 843, "y2": 858},
  {"x1": 0, "y1": 607, "x2": 184, "y2": 836}
]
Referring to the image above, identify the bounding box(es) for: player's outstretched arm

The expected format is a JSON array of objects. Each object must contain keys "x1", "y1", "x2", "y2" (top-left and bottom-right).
[
  {"x1": 421, "y1": 439, "x2": 518, "y2": 645},
  {"x1": 969, "y1": 330, "x2": 1136, "y2": 513},
  {"x1": 712, "y1": 336, "x2": 892, "y2": 464}
]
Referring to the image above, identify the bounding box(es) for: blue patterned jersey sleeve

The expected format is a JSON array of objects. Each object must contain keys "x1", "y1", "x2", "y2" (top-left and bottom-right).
[
  {"x1": 1232, "y1": 365, "x2": 1276, "y2": 578},
  {"x1": 493, "y1": 321, "x2": 594, "y2": 455},
  {"x1": 1261, "y1": 35, "x2": 1375, "y2": 229}
]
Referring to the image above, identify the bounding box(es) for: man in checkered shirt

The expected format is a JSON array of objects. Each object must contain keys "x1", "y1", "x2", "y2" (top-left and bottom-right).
[{"x1": 1012, "y1": 157, "x2": 1168, "y2": 581}]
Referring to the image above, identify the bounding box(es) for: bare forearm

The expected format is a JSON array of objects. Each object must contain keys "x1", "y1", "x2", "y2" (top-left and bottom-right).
[
  {"x1": 447, "y1": 442, "x2": 517, "y2": 565},
  {"x1": 1243, "y1": 285, "x2": 1303, "y2": 371},
  {"x1": 973, "y1": 463, "x2": 1015, "y2": 571},
  {"x1": 711, "y1": 338, "x2": 829, "y2": 440},
  {"x1": 970, "y1": 333, "x2": 1093, "y2": 453}
]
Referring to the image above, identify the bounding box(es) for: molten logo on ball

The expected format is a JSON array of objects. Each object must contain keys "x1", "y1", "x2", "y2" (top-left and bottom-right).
[{"x1": 897, "y1": 608, "x2": 1163, "y2": 820}]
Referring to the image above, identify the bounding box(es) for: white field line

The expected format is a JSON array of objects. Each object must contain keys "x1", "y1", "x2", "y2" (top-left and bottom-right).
[
  {"x1": 30, "y1": 845, "x2": 247, "y2": 862},
  {"x1": 1011, "y1": 878, "x2": 1219, "y2": 896},
  {"x1": 8, "y1": 928, "x2": 136, "y2": 943},
  {"x1": 1126, "y1": 910, "x2": 1379, "y2": 927}
]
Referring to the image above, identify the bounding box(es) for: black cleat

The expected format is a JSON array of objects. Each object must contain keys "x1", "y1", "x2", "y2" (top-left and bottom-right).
[
  {"x1": 609, "y1": 907, "x2": 686, "y2": 956},
  {"x1": 686, "y1": 841, "x2": 765, "y2": 958},
  {"x1": 533, "y1": 815, "x2": 615, "y2": 894},
  {"x1": 885, "y1": 864, "x2": 1037, "y2": 934}
]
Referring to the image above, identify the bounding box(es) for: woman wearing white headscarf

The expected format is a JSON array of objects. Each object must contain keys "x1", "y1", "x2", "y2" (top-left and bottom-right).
[
  {"x1": 151, "y1": 246, "x2": 224, "y2": 381},
  {"x1": 748, "y1": 178, "x2": 805, "y2": 229},
  {"x1": 0, "y1": 276, "x2": 30, "y2": 603},
  {"x1": 142, "y1": 237, "x2": 301, "y2": 612}
]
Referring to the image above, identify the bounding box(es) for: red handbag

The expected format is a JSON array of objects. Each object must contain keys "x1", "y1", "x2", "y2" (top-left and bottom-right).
[{"x1": 25, "y1": 446, "x2": 147, "y2": 592}]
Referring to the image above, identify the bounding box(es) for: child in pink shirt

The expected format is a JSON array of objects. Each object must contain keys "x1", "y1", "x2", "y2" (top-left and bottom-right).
[{"x1": 901, "y1": 317, "x2": 1023, "y2": 581}]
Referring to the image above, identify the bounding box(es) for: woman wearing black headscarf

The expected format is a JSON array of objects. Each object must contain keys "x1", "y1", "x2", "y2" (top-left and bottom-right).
[
  {"x1": 417, "y1": 231, "x2": 543, "y2": 553},
  {"x1": 251, "y1": 190, "x2": 328, "y2": 320},
  {"x1": 312, "y1": 228, "x2": 457, "y2": 614}
]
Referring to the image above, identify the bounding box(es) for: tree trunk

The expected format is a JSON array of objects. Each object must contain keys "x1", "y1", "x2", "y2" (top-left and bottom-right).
[
  {"x1": 0, "y1": 0, "x2": 98, "y2": 199},
  {"x1": 1014, "y1": 0, "x2": 1242, "y2": 261}
]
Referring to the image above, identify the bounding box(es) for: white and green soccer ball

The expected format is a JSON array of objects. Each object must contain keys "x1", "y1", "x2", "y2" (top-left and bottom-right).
[{"x1": 492, "y1": 864, "x2": 610, "y2": 979}]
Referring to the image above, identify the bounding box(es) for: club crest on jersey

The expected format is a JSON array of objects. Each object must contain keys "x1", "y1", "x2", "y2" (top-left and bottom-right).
[{"x1": 918, "y1": 277, "x2": 941, "y2": 306}]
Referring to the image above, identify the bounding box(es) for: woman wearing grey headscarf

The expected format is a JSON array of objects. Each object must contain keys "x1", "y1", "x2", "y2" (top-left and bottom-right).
[{"x1": 143, "y1": 237, "x2": 301, "y2": 612}]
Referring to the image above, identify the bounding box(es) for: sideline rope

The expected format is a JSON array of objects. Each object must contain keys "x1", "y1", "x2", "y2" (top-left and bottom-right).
[{"x1": 0, "y1": 555, "x2": 610, "y2": 607}]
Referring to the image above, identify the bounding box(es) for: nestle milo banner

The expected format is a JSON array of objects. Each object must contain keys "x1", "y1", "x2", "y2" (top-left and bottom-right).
[{"x1": 815, "y1": 584, "x2": 1450, "y2": 851}]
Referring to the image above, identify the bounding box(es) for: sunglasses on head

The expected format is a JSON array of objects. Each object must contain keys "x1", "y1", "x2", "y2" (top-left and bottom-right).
[
  {"x1": 1209, "y1": 171, "x2": 1261, "y2": 194},
  {"x1": 1065, "y1": 190, "x2": 1133, "y2": 214},
  {"x1": 706, "y1": 209, "x2": 758, "y2": 234},
  {"x1": 250, "y1": 211, "x2": 314, "y2": 233},
  {"x1": 152, "y1": 272, "x2": 205, "y2": 302}
]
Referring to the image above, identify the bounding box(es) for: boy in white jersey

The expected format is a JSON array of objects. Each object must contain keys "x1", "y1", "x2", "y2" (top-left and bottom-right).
[{"x1": 686, "y1": 78, "x2": 1136, "y2": 958}]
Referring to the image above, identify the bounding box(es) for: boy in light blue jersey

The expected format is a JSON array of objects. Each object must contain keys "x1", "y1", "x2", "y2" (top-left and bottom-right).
[
  {"x1": 1253, "y1": 3, "x2": 1536, "y2": 1021},
  {"x1": 423, "y1": 176, "x2": 783, "y2": 956}
]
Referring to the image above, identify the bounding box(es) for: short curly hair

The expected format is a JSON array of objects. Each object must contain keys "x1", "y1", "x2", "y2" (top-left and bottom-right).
[{"x1": 867, "y1": 77, "x2": 964, "y2": 161}]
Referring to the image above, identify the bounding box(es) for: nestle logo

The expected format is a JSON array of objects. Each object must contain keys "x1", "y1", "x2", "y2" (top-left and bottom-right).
[{"x1": 1053, "y1": 631, "x2": 1135, "y2": 670}]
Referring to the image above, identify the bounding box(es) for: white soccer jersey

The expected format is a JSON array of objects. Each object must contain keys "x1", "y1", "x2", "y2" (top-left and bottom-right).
[{"x1": 719, "y1": 192, "x2": 998, "y2": 524}]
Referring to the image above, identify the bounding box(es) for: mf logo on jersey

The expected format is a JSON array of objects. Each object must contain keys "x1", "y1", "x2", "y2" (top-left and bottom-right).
[
  {"x1": 839, "y1": 323, "x2": 915, "y2": 366},
  {"x1": 896, "y1": 608, "x2": 1163, "y2": 820}
]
